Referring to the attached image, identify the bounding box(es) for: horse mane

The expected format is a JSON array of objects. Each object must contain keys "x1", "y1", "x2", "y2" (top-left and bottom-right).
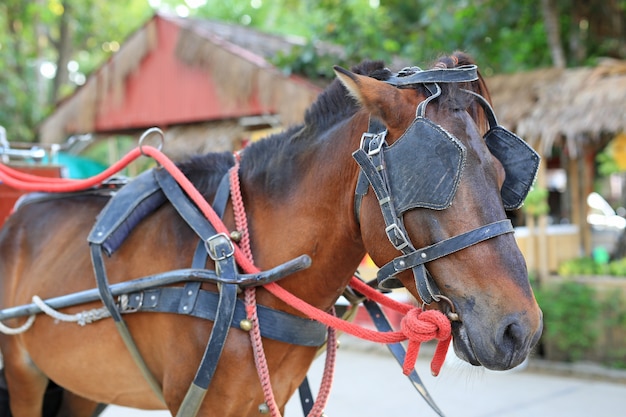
[
  {"x1": 176, "y1": 151, "x2": 235, "y2": 200},
  {"x1": 303, "y1": 60, "x2": 392, "y2": 129},
  {"x1": 238, "y1": 60, "x2": 392, "y2": 198}
]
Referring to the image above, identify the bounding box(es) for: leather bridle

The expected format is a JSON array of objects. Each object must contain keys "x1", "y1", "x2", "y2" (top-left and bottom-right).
[{"x1": 352, "y1": 65, "x2": 516, "y2": 305}]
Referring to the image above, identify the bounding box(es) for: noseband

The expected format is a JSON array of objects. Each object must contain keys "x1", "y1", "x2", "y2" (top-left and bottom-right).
[{"x1": 353, "y1": 65, "x2": 538, "y2": 305}]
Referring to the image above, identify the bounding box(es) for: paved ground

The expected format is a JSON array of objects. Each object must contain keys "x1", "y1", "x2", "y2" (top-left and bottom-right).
[{"x1": 101, "y1": 335, "x2": 626, "y2": 417}]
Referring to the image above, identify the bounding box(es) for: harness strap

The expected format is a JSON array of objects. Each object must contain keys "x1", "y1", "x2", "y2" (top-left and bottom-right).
[
  {"x1": 178, "y1": 243, "x2": 207, "y2": 315},
  {"x1": 377, "y1": 220, "x2": 514, "y2": 289},
  {"x1": 353, "y1": 131, "x2": 442, "y2": 303},
  {"x1": 362, "y1": 299, "x2": 445, "y2": 417},
  {"x1": 89, "y1": 243, "x2": 166, "y2": 403},
  {"x1": 176, "y1": 246, "x2": 239, "y2": 417},
  {"x1": 353, "y1": 148, "x2": 410, "y2": 251},
  {"x1": 384, "y1": 65, "x2": 478, "y2": 87},
  {"x1": 121, "y1": 286, "x2": 327, "y2": 346},
  {"x1": 154, "y1": 168, "x2": 221, "y2": 242}
]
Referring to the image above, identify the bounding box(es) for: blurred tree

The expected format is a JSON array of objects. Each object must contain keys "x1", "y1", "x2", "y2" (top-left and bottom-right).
[
  {"x1": 1, "y1": 0, "x2": 624, "y2": 142},
  {"x1": 0, "y1": 0, "x2": 152, "y2": 142}
]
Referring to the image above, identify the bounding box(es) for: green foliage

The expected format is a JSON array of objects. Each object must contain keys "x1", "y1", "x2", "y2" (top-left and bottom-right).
[
  {"x1": 523, "y1": 187, "x2": 550, "y2": 217},
  {"x1": 272, "y1": 42, "x2": 341, "y2": 80},
  {"x1": 558, "y1": 256, "x2": 626, "y2": 277},
  {"x1": 0, "y1": 0, "x2": 151, "y2": 142},
  {"x1": 1, "y1": 0, "x2": 625, "y2": 144},
  {"x1": 534, "y1": 281, "x2": 600, "y2": 362},
  {"x1": 601, "y1": 291, "x2": 626, "y2": 368},
  {"x1": 596, "y1": 146, "x2": 620, "y2": 176}
]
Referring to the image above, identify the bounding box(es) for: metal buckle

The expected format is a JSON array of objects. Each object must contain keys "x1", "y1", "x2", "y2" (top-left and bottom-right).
[
  {"x1": 118, "y1": 293, "x2": 143, "y2": 313},
  {"x1": 205, "y1": 233, "x2": 235, "y2": 261},
  {"x1": 359, "y1": 131, "x2": 387, "y2": 156},
  {"x1": 385, "y1": 223, "x2": 409, "y2": 251}
]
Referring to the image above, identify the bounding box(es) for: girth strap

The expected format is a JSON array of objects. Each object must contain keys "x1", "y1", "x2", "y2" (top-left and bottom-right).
[{"x1": 121, "y1": 286, "x2": 327, "y2": 347}]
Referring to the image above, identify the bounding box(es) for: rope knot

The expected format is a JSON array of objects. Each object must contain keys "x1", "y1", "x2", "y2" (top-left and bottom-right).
[{"x1": 400, "y1": 307, "x2": 452, "y2": 376}]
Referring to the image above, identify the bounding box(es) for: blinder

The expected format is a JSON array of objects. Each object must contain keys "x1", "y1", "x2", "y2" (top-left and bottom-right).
[
  {"x1": 466, "y1": 90, "x2": 540, "y2": 210},
  {"x1": 384, "y1": 117, "x2": 466, "y2": 213}
]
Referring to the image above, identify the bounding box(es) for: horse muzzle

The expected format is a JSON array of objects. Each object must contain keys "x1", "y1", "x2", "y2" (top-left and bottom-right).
[{"x1": 451, "y1": 310, "x2": 543, "y2": 370}]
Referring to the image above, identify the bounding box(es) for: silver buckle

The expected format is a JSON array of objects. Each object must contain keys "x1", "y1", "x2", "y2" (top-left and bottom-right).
[
  {"x1": 206, "y1": 233, "x2": 235, "y2": 261},
  {"x1": 359, "y1": 131, "x2": 387, "y2": 156},
  {"x1": 385, "y1": 223, "x2": 409, "y2": 251}
]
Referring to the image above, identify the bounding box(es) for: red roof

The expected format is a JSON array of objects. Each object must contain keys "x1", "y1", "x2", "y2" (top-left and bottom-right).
[
  {"x1": 40, "y1": 14, "x2": 323, "y2": 143},
  {"x1": 96, "y1": 16, "x2": 275, "y2": 131}
]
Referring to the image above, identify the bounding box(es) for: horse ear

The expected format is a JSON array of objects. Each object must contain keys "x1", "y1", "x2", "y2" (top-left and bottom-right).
[{"x1": 333, "y1": 65, "x2": 405, "y2": 129}]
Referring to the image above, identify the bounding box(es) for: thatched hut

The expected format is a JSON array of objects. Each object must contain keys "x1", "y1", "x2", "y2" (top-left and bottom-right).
[
  {"x1": 38, "y1": 13, "x2": 324, "y2": 161},
  {"x1": 487, "y1": 59, "x2": 626, "y2": 272}
]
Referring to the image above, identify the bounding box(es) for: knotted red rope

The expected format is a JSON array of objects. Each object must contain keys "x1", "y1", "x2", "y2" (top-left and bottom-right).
[
  {"x1": 343, "y1": 278, "x2": 451, "y2": 376},
  {"x1": 0, "y1": 144, "x2": 452, "y2": 377}
]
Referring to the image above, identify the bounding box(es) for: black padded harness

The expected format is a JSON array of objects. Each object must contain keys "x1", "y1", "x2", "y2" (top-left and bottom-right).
[
  {"x1": 85, "y1": 166, "x2": 321, "y2": 412},
  {"x1": 86, "y1": 168, "x2": 322, "y2": 345}
]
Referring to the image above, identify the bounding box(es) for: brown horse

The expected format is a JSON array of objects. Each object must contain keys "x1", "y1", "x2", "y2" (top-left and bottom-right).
[{"x1": 0, "y1": 53, "x2": 542, "y2": 416}]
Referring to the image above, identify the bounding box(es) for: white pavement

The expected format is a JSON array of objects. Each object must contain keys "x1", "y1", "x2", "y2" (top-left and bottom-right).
[{"x1": 101, "y1": 335, "x2": 626, "y2": 417}]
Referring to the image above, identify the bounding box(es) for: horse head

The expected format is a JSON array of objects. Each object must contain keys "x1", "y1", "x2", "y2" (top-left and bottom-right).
[{"x1": 335, "y1": 54, "x2": 543, "y2": 371}]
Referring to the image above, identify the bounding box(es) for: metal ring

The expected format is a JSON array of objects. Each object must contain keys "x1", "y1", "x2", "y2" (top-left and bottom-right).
[
  {"x1": 424, "y1": 294, "x2": 460, "y2": 322},
  {"x1": 138, "y1": 127, "x2": 165, "y2": 156}
]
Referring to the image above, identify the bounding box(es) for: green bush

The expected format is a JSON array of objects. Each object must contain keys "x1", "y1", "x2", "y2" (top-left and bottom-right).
[
  {"x1": 534, "y1": 281, "x2": 600, "y2": 362},
  {"x1": 608, "y1": 258, "x2": 626, "y2": 276},
  {"x1": 558, "y1": 256, "x2": 625, "y2": 277}
]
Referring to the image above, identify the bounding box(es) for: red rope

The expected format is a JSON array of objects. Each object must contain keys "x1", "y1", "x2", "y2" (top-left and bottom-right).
[
  {"x1": 0, "y1": 145, "x2": 452, "y2": 376},
  {"x1": 348, "y1": 278, "x2": 451, "y2": 376},
  {"x1": 229, "y1": 159, "x2": 281, "y2": 416},
  {"x1": 230, "y1": 159, "x2": 336, "y2": 417},
  {"x1": 0, "y1": 148, "x2": 144, "y2": 191}
]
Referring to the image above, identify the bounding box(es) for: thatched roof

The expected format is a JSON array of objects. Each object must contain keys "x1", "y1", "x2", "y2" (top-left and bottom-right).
[
  {"x1": 487, "y1": 59, "x2": 626, "y2": 157},
  {"x1": 173, "y1": 17, "x2": 321, "y2": 126}
]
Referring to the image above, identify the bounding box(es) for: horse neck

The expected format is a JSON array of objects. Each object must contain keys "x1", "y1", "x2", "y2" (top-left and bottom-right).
[{"x1": 241, "y1": 115, "x2": 368, "y2": 310}]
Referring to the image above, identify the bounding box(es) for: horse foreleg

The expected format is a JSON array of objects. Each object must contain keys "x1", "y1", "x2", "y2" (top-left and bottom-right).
[
  {"x1": 56, "y1": 391, "x2": 107, "y2": 417},
  {"x1": 4, "y1": 363, "x2": 50, "y2": 417}
]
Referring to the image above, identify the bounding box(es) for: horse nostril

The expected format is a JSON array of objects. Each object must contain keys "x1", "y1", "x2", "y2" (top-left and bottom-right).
[{"x1": 498, "y1": 317, "x2": 527, "y2": 353}]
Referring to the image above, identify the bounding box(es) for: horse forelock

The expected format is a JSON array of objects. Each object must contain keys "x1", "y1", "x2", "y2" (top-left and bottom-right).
[{"x1": 432, "y1": 52, "x2": 491, "y2": 132}]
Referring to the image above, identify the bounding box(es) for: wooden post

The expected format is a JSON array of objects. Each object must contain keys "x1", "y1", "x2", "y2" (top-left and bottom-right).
[
  {"x1": 537, "y1": 160, "x2": 549, "y2": 279},
  {"x1": 569, "y1": 156, "x2": 583, "y2": 254}
]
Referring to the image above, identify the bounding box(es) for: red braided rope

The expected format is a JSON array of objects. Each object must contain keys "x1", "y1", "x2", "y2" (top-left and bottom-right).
[
  {"x1": 229, "y1": 160, "x2": 280, "y2": 416},
  {"x1": 230, "y1": 158, "x2": 336, "y2": 417},
  {"x1": 0, "y1": 145, "x2": 452, "y2": 376}
]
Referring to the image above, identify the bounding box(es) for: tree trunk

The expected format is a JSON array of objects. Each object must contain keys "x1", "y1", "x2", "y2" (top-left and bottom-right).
[
  {"x1": 540, "y1": 0, "x2": 566, "y2": 68},
  {"x1": 50, "y1": 1, "x2": 72, "y2": 105}
]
